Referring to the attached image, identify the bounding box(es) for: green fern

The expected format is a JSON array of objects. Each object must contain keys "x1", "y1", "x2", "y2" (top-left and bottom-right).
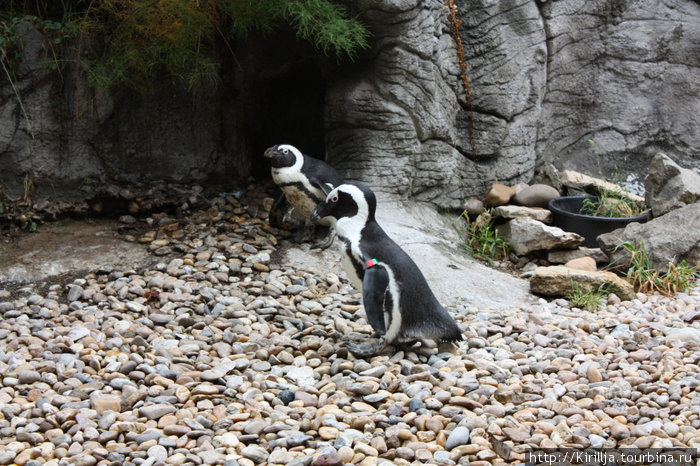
[{"x1": 284, "y1": 0, "x2": 369, "y2": 59}]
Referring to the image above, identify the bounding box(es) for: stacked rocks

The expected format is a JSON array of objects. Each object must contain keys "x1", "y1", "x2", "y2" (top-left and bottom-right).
[{"x1": 462, "y1": 155, "x2": 700, "y2": 300}]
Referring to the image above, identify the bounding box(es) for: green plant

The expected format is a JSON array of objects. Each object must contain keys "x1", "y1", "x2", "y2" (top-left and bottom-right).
[
  {"x1": 3, "y1": 0, "x2": 371, "y2": 93},
  {"x1": 452, "y1": 210, "x2": 510, "y2": 264},
  {"x1": 565, "y1": 281, "x2": 608, "y2": 311},
  {"x1": 579, "y1": 190, "x2": 648, "y2": 218},
  {"x1": 612, "y1": 241, "x2": 699, "y2": 295}
]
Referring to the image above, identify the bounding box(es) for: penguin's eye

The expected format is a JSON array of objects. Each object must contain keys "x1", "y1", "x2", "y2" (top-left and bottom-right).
[
  {"x1": 330, "y1": 194, "x2": 338, "y2": 203},
  {"x1": 282, "y1": 148, "x2": 289, "y2": 155}
]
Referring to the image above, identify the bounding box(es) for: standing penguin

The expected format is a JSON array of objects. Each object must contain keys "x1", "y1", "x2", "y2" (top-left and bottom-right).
[
  {"x1": 311, "y1": 182, "x2": 463, "y2": 357},
  {"x1": 264, "y1": 144, "x2": 344, "y2": 247}
]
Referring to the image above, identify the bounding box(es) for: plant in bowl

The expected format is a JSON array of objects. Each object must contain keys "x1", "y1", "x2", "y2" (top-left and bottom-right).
[
  {"x1": 579, "y1": 190, "x2": 648, "y2": 218},
  {"x1": 548, "y1": 191, "x2": 651, "y2": 248}
]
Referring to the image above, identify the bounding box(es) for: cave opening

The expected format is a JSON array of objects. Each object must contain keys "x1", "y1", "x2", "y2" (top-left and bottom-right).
[{"x1": 245, "y1": 60, "x2": 327, "y2": 180}]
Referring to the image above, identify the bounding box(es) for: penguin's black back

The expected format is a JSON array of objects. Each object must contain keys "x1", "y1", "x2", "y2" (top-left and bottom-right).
[
  {"x1": 300, "y1": 155, "x2": 345, "y2": 191},
  {"x1": 358, "y1": 220, "x2": 463, "y2": 343}
]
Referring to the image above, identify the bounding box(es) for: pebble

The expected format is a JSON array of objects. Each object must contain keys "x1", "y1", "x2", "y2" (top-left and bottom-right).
[
  {"x1": 445, "y1": 426, "x2": 471, "y2": 450},
  {"x1": 0, "y1": 185, "x2": 698, "y2": 466}
]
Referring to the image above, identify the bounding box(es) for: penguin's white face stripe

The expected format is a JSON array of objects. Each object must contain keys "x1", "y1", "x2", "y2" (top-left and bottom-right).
[
  {"x1": 332, "y1": 184, "x2": 369, "y2": 240},
  {"x1": 271, "y1": 145, "x2": 325, "y2": 203},
  {"x1": 272, "y1": 145, "x2": 304, "y2": 177}
]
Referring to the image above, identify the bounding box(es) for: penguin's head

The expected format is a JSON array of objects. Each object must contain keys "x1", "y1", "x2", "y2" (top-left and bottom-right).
[
  {"x1": 264, "y1": 144, "x2": 303, "y2": 169},
  {"x1": 311, "y1": 182, "x2": 376, "y2": 225}
]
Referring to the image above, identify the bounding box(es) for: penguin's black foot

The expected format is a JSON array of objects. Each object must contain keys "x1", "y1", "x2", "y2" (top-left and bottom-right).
[
  {"x1": 346, "y1": 337, "x2": 388, "y2": 358},
  {"x1": 311, "y1": 227, "x2": 336, "y2": 250}
]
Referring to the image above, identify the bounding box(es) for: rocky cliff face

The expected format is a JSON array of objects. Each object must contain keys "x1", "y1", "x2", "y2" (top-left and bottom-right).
[
  {"x1": 328, "y1": 0, "x2": 700, "y2": 207},
  {"x1": 2, "y1": 0, "x2": 698, "y2": 210}
]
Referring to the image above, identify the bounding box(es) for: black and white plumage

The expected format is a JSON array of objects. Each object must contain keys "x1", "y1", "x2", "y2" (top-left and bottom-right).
[
  {"x1": 310, "y1": 182, "x2": 463, "y2": 357},
  {"x1": 264, "y1": 144, "x2": 344, "y2": 228}
]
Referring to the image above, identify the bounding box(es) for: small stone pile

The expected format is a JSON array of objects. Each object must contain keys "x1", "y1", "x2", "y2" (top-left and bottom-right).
[
  {"x1": 462, "y1": 153, "x2": 700, "y2": 299},
  {"x1": 0, "y1": 184, "x2": 699, "y2": 466}
]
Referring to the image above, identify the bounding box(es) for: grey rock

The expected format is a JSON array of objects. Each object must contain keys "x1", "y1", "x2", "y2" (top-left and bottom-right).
[
  {"x1": 493, "y1": 205, "x2": 553, "y2": 224},
  {"x1": 67, "y1": 285, "x2": 84, "y2": 302},
  {"x1": 287, "y1": 367, "x2": 316, "y2": 387},
  {"x1": 18, "y1": 370, "x2": 41, "y2": 384},
  {"x1": 512, "y1": 184, "x2": 560, "y2": 208},
  {"x1": 665, "y1": 327, "x2": 700, "y2": 344},
  {"x1": 496, "y1": 217, "x2": 584, "y2": 255},
  {"x1": 199, "y1": 451, "x2": 227, "y2": 464},
  {"x1": 139, "y1": 404, "x2": 176, "y2": 420},
  {"x1": 598, "y1": 202, "x2": 700, "y2": 272},
  {"x1": 645, "y1": 153, "x2": 700, "y2": 217},
  {"x1": 241, "y1": 445, "x2": 269, "y2": 463},
  {"x1": 68, "y1": 327, "x2": 90, "y2": 342},
  {"x1": 147, "y1": 445, "x2": 168, "y2": 463},
  {"x1": 462, "y1": 198, "x2": 484, "y2": 218},
  {"x1": 445, "y1": 426, "x2": 470, "y2": 450}
]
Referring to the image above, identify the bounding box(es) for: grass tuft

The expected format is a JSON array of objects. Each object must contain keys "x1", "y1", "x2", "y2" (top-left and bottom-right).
[
  {"x1": 580, "y1": 191, "x2": 647, "y2": 218},
  {"x1": 611, "y1": 241, "x2": 699, "y2": 295},
  {"x1": 565, "y1": 281, "x2": 608, "y2": 311},
  {"x1": 452, "y1": 210, "x2": 510, "y2": 265}
]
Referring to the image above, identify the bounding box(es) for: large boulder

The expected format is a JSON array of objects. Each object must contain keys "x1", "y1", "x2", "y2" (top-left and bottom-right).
[
  {"x1": 645, "y1": 153, "x2": 700, "y2": 217},
  {"x1": 530, "y1": 266, "x2": 635, "y2": 301},
  {"x1": 598, "y1": 202, "x2": 700, "y2": 272},
  {"x1": 496, "y1": 217, "x2": 584, "y2": 256}
]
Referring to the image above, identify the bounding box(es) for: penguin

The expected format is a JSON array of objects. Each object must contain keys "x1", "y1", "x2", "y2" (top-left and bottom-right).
[
  {"x1": 310, "y1": 181, "x2": 463, "y2": 357},
  {"x1": 264, "y1": 144, "x2": 344, "y2": 247}
]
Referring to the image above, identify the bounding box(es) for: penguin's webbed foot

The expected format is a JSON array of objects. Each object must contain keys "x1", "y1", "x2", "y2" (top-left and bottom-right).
[{"x1": 346, "y1": 337, "x2": 388, "y2": 358}]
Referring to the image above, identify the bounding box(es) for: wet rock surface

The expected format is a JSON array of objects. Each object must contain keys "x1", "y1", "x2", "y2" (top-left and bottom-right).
[{"x1": 0, "y1": 185, "x2": 699, "y2": 465}]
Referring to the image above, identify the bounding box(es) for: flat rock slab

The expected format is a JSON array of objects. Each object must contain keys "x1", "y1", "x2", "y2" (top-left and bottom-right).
[
  {"x1": 493, "y1": 205, "x2": 552, "y2": 224},
  {"x1": 0, "y1": 220, "x2": 152, "y2": 285},
  {"x1": 530, "y1": 265, "x2": 635, "y2": 301},
  {"x1": 559, "y1": 170, "x2": 645, "y2": 203},
  {"x1": 279, "y1": 199, "x2": 536, "y2": 310}
]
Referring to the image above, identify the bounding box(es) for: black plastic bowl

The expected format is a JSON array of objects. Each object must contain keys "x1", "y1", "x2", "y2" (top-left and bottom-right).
[{"x1": 548, "y1": 195, "x2": 651, "y2": 248}]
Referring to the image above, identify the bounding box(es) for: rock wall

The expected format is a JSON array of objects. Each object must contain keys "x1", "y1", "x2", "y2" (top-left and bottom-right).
[
  {"x1": 327, "y1": 0, "x2": 700, "y2": 207},
  {"x1": 1, "y1": 0, "x2": 699, "y2": 210},
  {"x1": 0, "y1": 24, "x2": 326, "y2": 205},
  {"x1": 535, "y1": 0, "x2": 700, "y2": 188}
]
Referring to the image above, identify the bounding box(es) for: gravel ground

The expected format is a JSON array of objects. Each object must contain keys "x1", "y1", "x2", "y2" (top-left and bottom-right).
[{"x1": 0, "y1": 187, "x2": 699, "y2": 466}]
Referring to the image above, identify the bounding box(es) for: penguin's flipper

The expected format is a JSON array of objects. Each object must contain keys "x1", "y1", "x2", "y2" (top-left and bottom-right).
[
  {"x1": 346, "y1": 337, "x2": 388, "y2": 358},
  {"x1": 309, "y1": 177, "x2": 335, "y2": 197},
  {"x1": 362, "y1": 264, "x2": 389, "y2": 336}
]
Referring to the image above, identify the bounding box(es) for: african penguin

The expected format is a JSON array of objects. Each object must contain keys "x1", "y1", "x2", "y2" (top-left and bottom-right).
[
  {"x1": 310, "y1": 181, "x2": 463, "y2": 357},
  {"x1": 264, "y1": 144, "x2": 344, "y2": 247}
]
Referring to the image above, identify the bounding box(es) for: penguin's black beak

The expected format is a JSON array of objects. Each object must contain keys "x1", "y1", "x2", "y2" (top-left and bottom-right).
[
  {"x1": 310, "y1": 204, "x2": 324, "y2": 222},
  {"x1": 263, "y1": 146, "x2": 275, "y2": 158}
]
